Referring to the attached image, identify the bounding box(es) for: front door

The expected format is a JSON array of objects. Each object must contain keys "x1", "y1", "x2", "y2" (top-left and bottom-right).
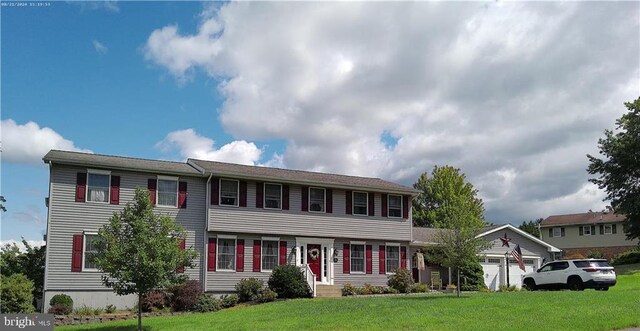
[{"x1": 307, "y1": 244, "x2": 322, "y2": 281}]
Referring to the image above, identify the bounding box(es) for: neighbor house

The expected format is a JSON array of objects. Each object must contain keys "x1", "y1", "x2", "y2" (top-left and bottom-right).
[
  {"x1": 540, "y1": 211, "x2": 639, "y2": 259},
  {"x1": 42, "y1": 150, "x2": 418, "y2": 310}
]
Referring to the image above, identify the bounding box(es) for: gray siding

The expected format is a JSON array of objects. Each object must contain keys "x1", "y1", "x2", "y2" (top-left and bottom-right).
[
  {"x1": 482, "y1": 228, "x2": 551, "y2": 260},
  {"x1": 209, "y1": 182, "x2": 411, "y2": 241},
  {"x1": 45, "y1": 165, "x2": 206, "y2": 292},
  {"x1": 333, "y1": 239, "x2": 410, "y2": 288},
  {"x1": 540, "y1": 225, "x2": 639, "y2": 249}
]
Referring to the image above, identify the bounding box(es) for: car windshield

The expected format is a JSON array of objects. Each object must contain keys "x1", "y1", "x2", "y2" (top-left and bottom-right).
[{"x1": 573, "y1": 260, "x2": 612, "y2": 268}]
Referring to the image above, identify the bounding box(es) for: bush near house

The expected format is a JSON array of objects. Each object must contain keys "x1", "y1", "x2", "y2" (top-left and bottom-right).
[
  {"x1": 586, "y1": 250, "x2": 605, "y2": 259},
  {"x1": 387, "y1": 268, "x2": 415, "y2": 293},
  {"x1": 1, "y1": 274, "x2": 35, "y2": 313},
  {"x1": 256, "y1": 289, "x2": 278, "y2": 303},
  {"x1": 219, "y1": 294, "x2": 239, "y2": 308},
  {"x1": 235, "y1": 278, "x2": 264, "y2": 302},
  {"x1": 170, "y1": 280, "x2": 202, "y2": 312},
  {"x1": 268, "y1": 265, "x2": 312, "y2": 299},
  {"x1": 455, "y1": 259, "x2": 487, "y2": 291},
  {"x1": 193, "y1": 294, "x2": 221, "y2": 313},
  {"x1": 611, "y1": 249, "x2": 640, "y2": 265},
  {"x1": 141, "y1": 290, "x2": 168, "y2": 312}
]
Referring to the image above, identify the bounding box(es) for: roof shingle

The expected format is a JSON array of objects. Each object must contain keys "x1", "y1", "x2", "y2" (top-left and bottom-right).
[{"x1": 540, "y1": 212, "x2": 626, "y2": 227}]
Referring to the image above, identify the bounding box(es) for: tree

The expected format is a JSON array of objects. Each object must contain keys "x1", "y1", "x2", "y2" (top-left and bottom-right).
[
  {"x1": 587, "y1": 97, "x2": 640, "y2": 241},
  {"x1": 93, "y1": 188, "x2": 198, "y2": 331},
  {"x1": 0, "y1": 239, "x2": 46, "y2": 309},
  {"x1": 518, "y1": 218, "x2": 543, "y2": 238},
  {"x1": 412, "y1": 166, "x2": 485, "y2": 228}
]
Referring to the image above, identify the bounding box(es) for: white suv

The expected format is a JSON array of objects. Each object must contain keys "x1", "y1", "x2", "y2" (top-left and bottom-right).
[{"x1": 522, "y1": 259, "x2": 616, "y2": 291}]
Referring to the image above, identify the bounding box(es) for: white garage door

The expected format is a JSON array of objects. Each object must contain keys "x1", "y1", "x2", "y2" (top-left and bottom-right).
[
  {"x1": 481, "y1": 258, "x2": 502, "y2": 291},
  {"x1": 507, "y1": 258, "x2": 537, "y2": 288}
]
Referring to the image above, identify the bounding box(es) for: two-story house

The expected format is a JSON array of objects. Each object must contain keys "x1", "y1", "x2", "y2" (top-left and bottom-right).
[
  {"x1": 540, "y1": 212, "x2": 639, "y2": 260},
  {"x1": 42, "y1": 150, "x2": 417, "y2": 310}
]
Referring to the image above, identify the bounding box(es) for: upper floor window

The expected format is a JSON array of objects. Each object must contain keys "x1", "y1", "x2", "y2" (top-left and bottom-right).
[
  {"x1": 309, "y1": 187, "x2": 325, "y2": 213},
  {"x1": 217, "y1": 237, "x2": 236, "y2": 271},
  {"x1": 604, "y1": 224, "x2": 613, "y2": 234},
  {"x1": 220, "y1": 179, "x2": 239, "y2": 206},
  {"x1": 83, "y1": 234, "x2": 100, "y2": 270},
  {"x1": 261, "y1": 240, "x2": 279, "y2": 271},
  {"x1": 582, "y1": 225, "x2": 592, "y2": 236},
  {"x1": 388, "y1": 195, "x2": 402, "y2": 218},
  {"x1": 353, "y1": 192, "x2": 368, "y2": 216},
  {"x1": 157, "y1": 176, "x2": 178, "y2": 207},
  {"x1": 264, "y1": 183, "x2": 282, "y2": 209},
  {"x1": 350, "y1": 243, "x2": 365, "y2": 273},
  {"x1": 87, "y1": 170, "x2": 110, "y2": 203},
  {"x1": 552, "y1": 227, "x2": 564, "y2": 238},
  {"x1": 386, "y1": 245, "x2": 400, "y2": 273}
]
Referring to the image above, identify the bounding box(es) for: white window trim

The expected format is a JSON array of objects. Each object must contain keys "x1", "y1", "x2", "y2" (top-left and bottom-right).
[
  {"x1": 308, "y1": 187, "x2": 326, "y2": 214},
  {"x1": 86, "y1": 170, "x2": 111, "y2": 204},
  {"x1": 216, "y1": 237, "x2": 237, "y2": 272},
  {"x1": 350, "y1": 242, "x2": 366, "y2": 274},
  {"x1": 219, "y1": 179, "x2": 239, "y2": 207},
  {"x1": 156, "y1": 176, "x2": 179, "y2": 208},
  {"x1": 82, "y1": 232, "x2": 99, "y2": 272},
  {"x1": 552, "y1": 227, "x2": 562, "y2": 238},
  {"x1": 387, "y1": 194, "x2": 402, "y2": 219},
  {"x1": 352, "y1": 191, "x2": 369, "y2": 216},
  {"x1": 260, "y1": 239, "x2": 280, "y2": 272},
  {"x1": 385, "y1": 243, "x2": 401, "y2": 274},
  {"x1": 583, "y1": 225, "x2": 592, "y2": 236},
  {"x1": 604, "y1": 224, "x2": 613, "y2": 235},
  {"x1": 263, "y1": 183, "x2": 282, "y2": 210}
]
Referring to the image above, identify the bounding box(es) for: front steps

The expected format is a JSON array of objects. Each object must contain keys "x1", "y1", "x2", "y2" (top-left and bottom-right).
[{"x1": 315, "y1": 285, "x2": 342, "y2": 298}]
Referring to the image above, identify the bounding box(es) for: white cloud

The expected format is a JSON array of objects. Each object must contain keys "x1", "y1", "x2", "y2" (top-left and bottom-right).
[
  {"x1": 155, "y1": 129, "x2": 262, "y2": 165},
  {"x1": 4, "y1": 204, "x2": 46, "y2": 226},
  {"x1": 1, "y1": 119, "x2": 92, "y2": 164},
  {"x1": 73, "y1": 1, "x2": 120, "y2": 13},
  {"x1": 92, "y1": 40, "x2": 108, "y2": 54},
  {"x1": 0, "y1": 239, "x2": 46, "y2": 252},
  {"x1": 144, "y1": 2, "x2": 639, "y2": 222}
]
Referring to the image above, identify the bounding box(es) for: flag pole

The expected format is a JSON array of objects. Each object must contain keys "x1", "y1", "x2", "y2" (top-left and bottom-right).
[{"x1": 505, "y1": 252, "x2": 510, "y2": 287}]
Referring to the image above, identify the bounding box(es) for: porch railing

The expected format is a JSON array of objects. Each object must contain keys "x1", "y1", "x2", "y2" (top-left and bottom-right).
[{"x1": 300, "y1": 264, "x2": 317, "y2": 297}]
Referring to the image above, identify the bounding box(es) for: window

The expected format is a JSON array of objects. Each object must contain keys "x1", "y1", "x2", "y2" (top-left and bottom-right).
[
  {"x1": 604, "y1": 224, "x2": 613, "y2": 234},
  {"x1": 582, "y1": 226, "x2": 592, "y2": 236},
  {"x1": 524, "y1": 259, "x2": 535, "y2": 265},
  {"x1": 83, "y1": 234, "x2": 100, "y2": 270},
  {"x1": 386, "y1": 245, "x2": 400, "y2": 273},
  {"x1": 552, "y1": 227, "x2": 562, "y2": 237},
  {"x1": 220, "y1": 179, "x2": 239, "y2": 206},
  {"x1": 353, "y1": 192, "x2": 368, "y2": 215},
  {"x1": 261, "y1": 240, "x2": 279, "y2": 271},
  {"x1": 87, "y1": 170, "x2": 110, "y2": 203},
  {"x1": 157, "y1": 177, "x2": 178, "y2": 207},
  {"x1": 350, "y1": 244, "x2": 365, "y2": 273},
  {"x1": 487, "y1": 258, "x2": 501, "y2": 264},
  {"x1": 388, "y1": 195, "x2": 402, "y2": 218},
  {"x1": 264, "y1": 183, "x2": 282, "y2": 209},
  {"x1": 309, "y1": 188, "x2": 325, "y2": 212},
  {"x1": 217, "y1": 238, "x2": 236, "y2": 271}
]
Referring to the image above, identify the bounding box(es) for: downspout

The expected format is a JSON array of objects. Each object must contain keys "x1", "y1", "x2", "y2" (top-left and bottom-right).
[
  {"x1": 42, "y1": 162, "x2": 53, "y2": 312},
  {"x1": 203, "y1": 173, "x2": 212, "y2": 292}
]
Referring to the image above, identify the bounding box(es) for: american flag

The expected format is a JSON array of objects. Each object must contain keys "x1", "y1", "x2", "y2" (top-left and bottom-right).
[{"x1": 511, "y1": 244, "x2": 525, "y2": 271}]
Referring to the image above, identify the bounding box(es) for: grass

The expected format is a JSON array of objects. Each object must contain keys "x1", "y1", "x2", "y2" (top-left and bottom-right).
[{"x1": 59, "y1": 264, "x2": 640, "y2": 331}]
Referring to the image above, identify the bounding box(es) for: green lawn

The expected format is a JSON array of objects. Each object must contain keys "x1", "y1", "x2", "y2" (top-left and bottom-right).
[{"x1": 59, "y1": 264, "x2": 640, "y2": 331}]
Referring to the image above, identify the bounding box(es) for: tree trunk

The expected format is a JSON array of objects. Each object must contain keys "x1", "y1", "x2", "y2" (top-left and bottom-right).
[
  {"x1": 457, "y1": 268, "x2": 461, "y2": 298},
  {"x1": 138, "y1": 292, "x2": 142, "y2": 331}
]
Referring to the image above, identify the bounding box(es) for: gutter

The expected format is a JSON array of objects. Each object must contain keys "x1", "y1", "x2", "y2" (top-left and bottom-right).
[{"x1": 203, "y1": 173, "x2": 212, "y2": 293}]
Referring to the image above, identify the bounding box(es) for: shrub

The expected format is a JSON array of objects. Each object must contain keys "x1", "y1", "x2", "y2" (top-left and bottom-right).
[
  {"x1": 74, "y1": 305, "x2": 96, "y2": 316},
  {"x1": 361, "y1": 283, "x2": 384, "y2": 295},
  {"x1": 105, "y1": 304, "x2": 117, "y2": 314},
  {"x1": 478, "y1": 288, "x2": 492, "y2": 293},
  {"x1": 257, "y1": 289, "x2": 278, "y2": 303},
  {"x1": 235, "y1": 278, "x2": 264, "y2": 302},
  {"x1": 93, "y1": 307, "x2": 104, "y2": 315},
  {"x1": 342, "y1": 283, "x2": 357, "y2": 296},
  {"x1": 498, "y1": 284, "x2": 519, "y2": 292},
  {"x1": 1, "y1": 274, "x2": 35, "y2": 313},
  {"x1": 383, "y1": 287, "x2": 399, "y2": 294},
  {"x1": 611, "y1": 249, "x2": 640, "y2": 265},
  {"x1": 268, "y1": 265, "x2": 312, "y2": 299},
  {"x1": 456, "y1": 260, "x2": 487, "y2": 291},
  {"x1": 170, "y1": 280, "x2": 202, "y2": 312},
  {"x1": 387, "y1": 268, "x2": 415, "y2": 293},
  {"x1": 48, "y1": 303, "x2": 71, "y2": 315},
  {"x1": 220, "y1": 294, "x2": 239, "y2": 308},
  {"x1": 141, "y1": 290, "x2": 168, "y2": 312},
  {"x1": 50, "y1": 294, "x2": 73, "y2": 311},
  {"x1": 586, "y1": 250, "x2": 605, "y2": 259},
  {"x1": 412, "y1": 283, "x2": 429, "y2": 293},
  {"x1": 193, "y1": 294, "x2": 221, "y2": 313}
]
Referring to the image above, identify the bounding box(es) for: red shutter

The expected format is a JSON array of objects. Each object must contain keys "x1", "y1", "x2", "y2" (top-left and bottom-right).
[
  {"x1": 239, "y1": 181, "x2": 247, "y2": 207},
  {"x1": 177, "y1": 239, "x2": 186, "y2": 273},
  {"x1": 346, "y1": 191, "x2": 352, "y2": 215},
  {"x1": 282, "y1": 185, "x2": 290, "y2": 210},
  {"x1": 403, "y1": 195, "x2": 409, "y2": 219},
  {"x1": 279, "y1": 241, "x2": 287, "y2": 265},
  {"x1": 207, "y1": 238, "x2": 216, "y2": 271},
  {"x1": 326, "y1": 189, "x2": 333, "y2": 213},
  {"x1": 301, "y1": 186, "x2": 308, "y2": 212},
  {"x1": 381, "y1": 194, "x2": 388, "y2": 217},
  {"x1": 75, "y1": 173, "x2": 87, "y2": 202},
  {"x1": 379, "y1": 245, "x2": 386, "y2": 274},
  {"x1": 256, "y1": 182, "x2": 263, "y2": 208},
  {"x1": 71, "y1": 234, "x2": 83, "y2": 272},
  {"x1": 343, "y1": 243, "x2": 350, "y2": 274},
  {"x1": 368, "y1": 192, "x2": 375, "y2": 216},
  {"x1": 366, "y1": 245, "x2": 372, "y2": 274},
  {"x1": 236, "y1": 239, "x2": 245, "y2": 272},
  {"x1": 211, "y1": 178, "x2": 219, "y2": 205},
  {"x1": 178, "y1": 181, "x2": 187, "y2": 209},
  {"x1": 253, "y1": 240, "x2": 261, "y2": 272},
  {"x1": 401, "y1": 246, "x2": 407, "y2": 269},
  {"x1": 147, "y1": 179, "x2": 156, "y2": 206},
  {"x1": 110, "y1": 176, "x2": 120, "y2": 205}
]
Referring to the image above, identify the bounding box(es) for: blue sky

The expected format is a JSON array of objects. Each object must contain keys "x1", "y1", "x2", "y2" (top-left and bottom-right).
[{"x1": 2, "y1": 1, "x2": 638, "y2": 243}]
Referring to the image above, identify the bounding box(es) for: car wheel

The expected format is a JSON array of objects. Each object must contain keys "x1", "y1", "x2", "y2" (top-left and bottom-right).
[
  {"x1": 523, "y1": 279, "x2": 536, "y2": 291},
  {"x1": 601, "y1": 287, "x2": 609, "y2": 291},
  {"x1": 568, "y1": 277, "x2": 584, "y2": 291}
]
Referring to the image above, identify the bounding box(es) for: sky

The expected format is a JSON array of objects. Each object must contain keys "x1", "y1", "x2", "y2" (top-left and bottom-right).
[{"x1": 1, "y1": 1, "x2": 639, "y2": 244}]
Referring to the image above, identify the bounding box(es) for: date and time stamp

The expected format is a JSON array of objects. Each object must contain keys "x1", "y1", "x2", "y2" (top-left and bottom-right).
[{"x1": 1, "y1": 1, "x2": 52, "y2": 8}]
